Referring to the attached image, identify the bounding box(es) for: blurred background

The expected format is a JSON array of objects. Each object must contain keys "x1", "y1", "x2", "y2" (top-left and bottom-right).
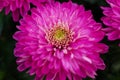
[{"x1": 0, "y1": 0, "x2": 120, "y2": 80}]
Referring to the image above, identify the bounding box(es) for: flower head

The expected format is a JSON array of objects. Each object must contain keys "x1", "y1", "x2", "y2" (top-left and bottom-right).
[
  {"x1": 13, "y1": 1, "x2": 108, "y2": 80},
  {"x1": 101, "y1": 0, "x2": 120, "y2": 46}
]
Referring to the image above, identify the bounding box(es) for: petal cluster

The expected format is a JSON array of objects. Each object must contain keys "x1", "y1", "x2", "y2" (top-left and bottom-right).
[
  {"x1": 101, "y1": 0, "x2": 120, "y2": 45},
  {"x1": 30, "y1": 0, "x2": 53, "y2": 7},
  {"x1": 0, "y1": 0, "x2": 52, "y2": 21},
  {"x1": 13, "y1": 1, "x2": 108, "y2": 80},
  {"x1": 0, "y1": 0, "x2": 31, "y2": 21}
]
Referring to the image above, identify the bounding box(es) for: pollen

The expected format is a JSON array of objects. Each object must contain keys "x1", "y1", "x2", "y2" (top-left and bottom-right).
[
  {"x1": 53, "y1": 29, "x2": 66, "y2": 41},
  {"x1": 46, "y1": 25, "x2": 72, "y2": 48}
]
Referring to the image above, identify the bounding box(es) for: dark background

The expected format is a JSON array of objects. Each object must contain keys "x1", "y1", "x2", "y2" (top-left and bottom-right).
[{"x1": 0, "y1": 0, "x2": 120, "y2": 80}]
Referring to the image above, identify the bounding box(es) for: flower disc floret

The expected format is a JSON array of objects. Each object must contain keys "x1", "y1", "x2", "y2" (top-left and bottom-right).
[{"x1": 46, "y1": 25, "x2": 72, "y2": 48}]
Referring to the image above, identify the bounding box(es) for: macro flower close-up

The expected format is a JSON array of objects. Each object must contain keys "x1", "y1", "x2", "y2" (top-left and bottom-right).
[
  {"x1": 101, "y1": 0, "x2": 120, "y2": 46},
  {"x1": 13, "y1": 1, "x2": 108, "y2": 80}
]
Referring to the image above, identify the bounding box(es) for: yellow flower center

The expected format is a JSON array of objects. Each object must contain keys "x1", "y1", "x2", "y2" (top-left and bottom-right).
[
  {"x1": 46, "y1": 25, "x2": 72, "y2": 48},
  {"x1": 53, "y1": 29, "x2": 66, "y2": 41}
]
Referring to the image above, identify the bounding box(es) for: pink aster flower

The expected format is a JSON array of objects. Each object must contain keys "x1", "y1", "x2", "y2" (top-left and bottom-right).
[
  {"x1": 101, "y1": 0, "x2": 120, "y2": 46},
  {"x1": 13, "y1": 1, "x2": 108, "y2": 80}
]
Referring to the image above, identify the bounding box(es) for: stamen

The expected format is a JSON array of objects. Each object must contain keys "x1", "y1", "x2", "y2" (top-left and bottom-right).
[{"x1": 46, "y1": 25, "x2": 72, "y2": 48}]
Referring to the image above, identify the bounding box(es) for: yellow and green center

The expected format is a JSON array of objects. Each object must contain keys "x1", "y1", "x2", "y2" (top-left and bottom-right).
[
  {"x1": 53, "y1": 29, "x2": 66, "y2": 41},
  {"x1": 46, "y1": 26, "x2": 72, "y2": 48}
]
